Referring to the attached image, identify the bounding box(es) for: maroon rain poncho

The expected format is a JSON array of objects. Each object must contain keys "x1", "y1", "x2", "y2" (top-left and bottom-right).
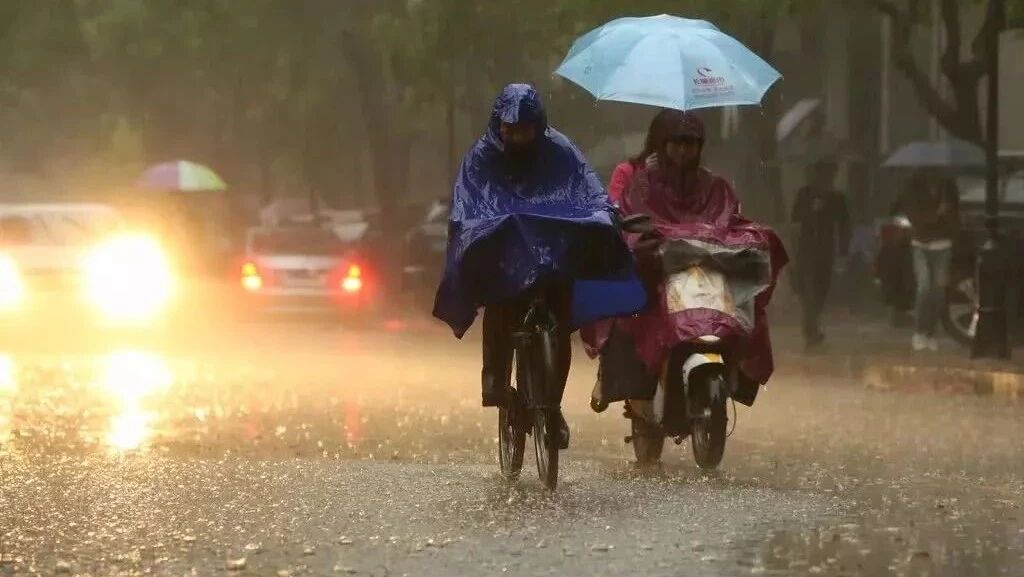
[{"x1": 583, "y1": 126, "x2": 787, "y2": 406}]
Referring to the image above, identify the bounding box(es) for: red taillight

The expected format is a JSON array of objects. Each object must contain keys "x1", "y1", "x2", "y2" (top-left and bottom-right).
[
  {"x1": 241, "y1": 261, "x2": 263, "y2": 291},
  {"x1": 341, "y1": 263, "x2": 363, "y2": 293}
]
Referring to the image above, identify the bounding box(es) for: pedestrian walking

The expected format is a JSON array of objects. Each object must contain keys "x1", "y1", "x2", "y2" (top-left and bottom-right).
[{"x1": 791, "y1": 158, "x2": 850, "y2": 350}]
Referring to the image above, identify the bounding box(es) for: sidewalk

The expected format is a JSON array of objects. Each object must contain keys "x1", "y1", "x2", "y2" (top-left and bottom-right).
[{"x1": 773, "y1": 315, "x2": 1024, "y2": 400}]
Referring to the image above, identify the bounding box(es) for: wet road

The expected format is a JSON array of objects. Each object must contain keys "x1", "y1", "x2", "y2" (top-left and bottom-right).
[{"x1": 0, "y1": 320, "x2": 1021, "y2": 576}]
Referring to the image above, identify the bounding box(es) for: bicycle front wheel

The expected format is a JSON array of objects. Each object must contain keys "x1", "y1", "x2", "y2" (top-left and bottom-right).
[
  {"x1": 533, "y1": 408, "x2": 560, "y2": 490},
  {"x1": 498, "y1": 401, "x2": 525, "y2": 480}
]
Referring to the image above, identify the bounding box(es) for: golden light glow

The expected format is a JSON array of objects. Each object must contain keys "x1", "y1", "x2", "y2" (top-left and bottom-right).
[
  {"x1": 83, "y1": 233, "x2": 174, "y2": 323},
  {"x1": 0, "y1": 406, "x2": 10, "y2": 444},
  {"x1": 0, "y1": 354, "x2": 16, "y2": 393},
  {"x1": 101, "y1": 350, "x2": 173, "y2": 402},
  {"x1": 341, "y1": 276, "x2": 363, "y2": 293},
  {"x1": 0, "y1": 355, "x2": 13, "y2": 444},
  {"x1": 242, "y1": 274, "x2": 263, "y2": 292},
  {"x1": 0, "y1": 255, "x2": 24, "y2": 311},
  {"x1": 341, "y1": 264, "x2": 363, "y2": 293},
  {"x1": 99, "y1": 350, "x2": 173, "y2": 452},
  {"x1": 107, "y1": 409, "x2": 152, "y2": 452},
  {"x1": 241, "y1": 262, "x2": 263, "y2": 292}
]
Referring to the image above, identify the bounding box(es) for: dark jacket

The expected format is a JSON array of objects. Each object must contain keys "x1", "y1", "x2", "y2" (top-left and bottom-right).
[{"x1": 791, "y1": 185, "x2": 850, "y2": 263}]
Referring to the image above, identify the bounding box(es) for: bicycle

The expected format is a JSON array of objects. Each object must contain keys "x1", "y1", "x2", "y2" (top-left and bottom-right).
[{"x1": 497, "y1": 288, "x2": 564, "y2": 490}]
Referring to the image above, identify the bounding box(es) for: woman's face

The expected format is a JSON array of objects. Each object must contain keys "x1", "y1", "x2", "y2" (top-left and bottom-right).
[{"x1": 663, "y1": 135, "x2": 701, "y2": 169}]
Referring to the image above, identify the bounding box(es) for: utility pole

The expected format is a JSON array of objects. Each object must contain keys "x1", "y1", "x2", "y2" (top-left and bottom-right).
[{"x1": 972, "y1": 0, "x2": 1009, "y2": 359}]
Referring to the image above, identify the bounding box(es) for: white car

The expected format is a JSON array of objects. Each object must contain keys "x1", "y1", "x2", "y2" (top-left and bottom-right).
[
  {"x1": 239, "y1": 225, "x2": 379, "y2": 317},
  {"x1": 0, "y1": 203, "x2": 175, "y2": 326}
]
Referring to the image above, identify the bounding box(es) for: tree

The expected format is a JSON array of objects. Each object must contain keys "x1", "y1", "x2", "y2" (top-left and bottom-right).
[
  {"x1": 0, "y1": 0, "x2": 98, "y2": 171},
  {"x1": 866, "y1": 0, "x2": 1024, "y2": 145},
  {"x1": 79, "y1": 0, "x2": 369, "y2": 204}
]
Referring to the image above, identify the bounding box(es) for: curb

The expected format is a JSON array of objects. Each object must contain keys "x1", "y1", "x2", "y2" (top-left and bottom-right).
[
  {"x1": 864, "y1": 364, "x2": 1024, "y2": 400},
  {"x1": 778, "y1": 353, "x2": 1024, "y2": 401}
]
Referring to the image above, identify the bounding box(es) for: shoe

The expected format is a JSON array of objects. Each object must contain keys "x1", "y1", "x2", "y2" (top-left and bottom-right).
[
  {"x1": 927, "y1": 337, "x2": 939, "y2": 352},
  {"x1": 912, "y1": 333, "x2": 927, "y2": 352}
]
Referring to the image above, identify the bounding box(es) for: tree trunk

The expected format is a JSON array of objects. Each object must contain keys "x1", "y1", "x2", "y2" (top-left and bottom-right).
[
  {"x1": 338, "y1": 30, "x2": 411, "y2": 224},
  {"x1": 867, "y1": 0, "x2": 995, "y2": 145}
]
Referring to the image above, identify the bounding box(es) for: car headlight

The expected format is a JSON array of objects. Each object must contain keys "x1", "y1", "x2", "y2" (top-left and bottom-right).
[
  {"x1": 83, "y1": 233, "x2": 174, "y2": 322},
  {"x1": 0, "y1": 254, "x2": 24, "y2": 311}
]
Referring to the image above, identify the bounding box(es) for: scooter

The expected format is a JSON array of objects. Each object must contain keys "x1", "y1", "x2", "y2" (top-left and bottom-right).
[
  {"x1": 615, "y1": 214, "x2": 767, "y2": 469},
  {"x1": 624, "y1": 265, "x2": 738, "y2": 470}
]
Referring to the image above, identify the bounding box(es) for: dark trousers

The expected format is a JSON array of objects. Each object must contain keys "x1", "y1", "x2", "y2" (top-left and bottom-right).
[
  {"x1": 798, "y1": 259, "x2": 833, "y2": 344},
  {"x1": 481, "y1": 284, "x2": 572, "y2": 406}
]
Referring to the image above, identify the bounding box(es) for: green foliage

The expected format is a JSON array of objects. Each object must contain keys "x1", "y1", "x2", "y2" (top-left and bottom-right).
[
  {"x1": 7, "y1": 0, "x2": 989, "y2": 207},
  {"x1": 0, "y1": 0, "x2": 822, "y2": 202}
]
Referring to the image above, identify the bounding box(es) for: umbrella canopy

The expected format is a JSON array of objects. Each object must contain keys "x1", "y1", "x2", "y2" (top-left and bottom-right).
[
  {"x1": 776, "y1": 98, "x2": 821, "y2": 141},
  {"x1": 138, "y1": 160, "x2": 228, "y2": 192},
  {"x1": 882, "y1": 139, "x2": 985, "y2": 168},
  {"x1": 554, "y1": 14, "x2": 781, "y2": 111}
]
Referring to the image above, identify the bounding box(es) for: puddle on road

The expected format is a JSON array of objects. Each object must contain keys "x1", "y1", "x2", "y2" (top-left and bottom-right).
[
  {"x1": 98, "y1": 350, "x2": 174, "y2": 452},
  {"x1": 0, "y1": 347, "x2": 486, "y2": 462}
]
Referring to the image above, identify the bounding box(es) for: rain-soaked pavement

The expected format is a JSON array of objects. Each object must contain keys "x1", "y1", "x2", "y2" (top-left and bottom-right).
[{"x1": 0, "y1": 318, "x2": 1021, "y2": 577}]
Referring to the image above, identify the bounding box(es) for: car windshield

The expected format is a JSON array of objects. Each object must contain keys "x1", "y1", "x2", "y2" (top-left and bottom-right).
[
  {"x1": 250, "y1": 228, "x2": 351, "y2": 256},
  {"x1": 0, "y1": 207, "x2": 121, "y2": 246}
]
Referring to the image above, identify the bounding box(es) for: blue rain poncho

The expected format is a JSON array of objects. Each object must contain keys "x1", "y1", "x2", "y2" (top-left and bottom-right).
[{"x1": 433, "y1": 84, "x2": 645, "y2": 337}]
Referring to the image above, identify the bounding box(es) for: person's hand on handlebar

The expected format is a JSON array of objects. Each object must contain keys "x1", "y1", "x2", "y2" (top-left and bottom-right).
[{"x1": 619, "y1": 213, "x2": 654, "y2": 235}]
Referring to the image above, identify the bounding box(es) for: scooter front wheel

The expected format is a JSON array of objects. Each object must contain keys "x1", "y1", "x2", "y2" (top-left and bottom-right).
[{"x1": 690, "y1": 371, "x2": 727, "y2": 470}]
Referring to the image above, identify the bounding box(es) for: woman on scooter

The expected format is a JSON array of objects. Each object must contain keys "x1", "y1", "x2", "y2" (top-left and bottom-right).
[
  {"x1": 607, "y1": 109, "x2": 678, "y2": 206},
  {"x1": 586, "y1": 109, "x2": 787, "y2": 436}
]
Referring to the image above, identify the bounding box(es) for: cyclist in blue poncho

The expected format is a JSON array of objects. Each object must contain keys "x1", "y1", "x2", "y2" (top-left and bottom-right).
[{"x1": 433, "y1": 84, "x2": 642, "y2": 447}]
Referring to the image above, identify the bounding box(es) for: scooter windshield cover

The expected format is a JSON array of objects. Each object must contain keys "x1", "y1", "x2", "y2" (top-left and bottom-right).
[{"x1": 660, "y1": 237, "x2": 773, "y2": 331}]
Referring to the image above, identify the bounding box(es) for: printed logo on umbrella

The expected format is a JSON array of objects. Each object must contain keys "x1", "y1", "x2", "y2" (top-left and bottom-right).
[
  {"x1": 692, "y1": 66, "x2": 735, "y2": 99},
  {"x1": 694, "y1": 67, "x2": 727, "y2": 87}
]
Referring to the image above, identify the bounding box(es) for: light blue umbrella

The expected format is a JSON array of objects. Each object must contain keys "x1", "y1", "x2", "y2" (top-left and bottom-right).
[{"x1": 555, "y1": 14, "x2": 782, "y2": 111}]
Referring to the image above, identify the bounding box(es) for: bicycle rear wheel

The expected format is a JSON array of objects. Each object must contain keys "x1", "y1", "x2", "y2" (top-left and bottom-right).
[{"x1": 533, "y1": 408, "x2": 559, "y2": 490}]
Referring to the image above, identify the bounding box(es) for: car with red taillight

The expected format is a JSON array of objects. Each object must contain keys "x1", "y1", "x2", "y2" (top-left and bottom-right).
[{"x1": 240, "y1": 225, "x2": 379, "y2": 318}]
